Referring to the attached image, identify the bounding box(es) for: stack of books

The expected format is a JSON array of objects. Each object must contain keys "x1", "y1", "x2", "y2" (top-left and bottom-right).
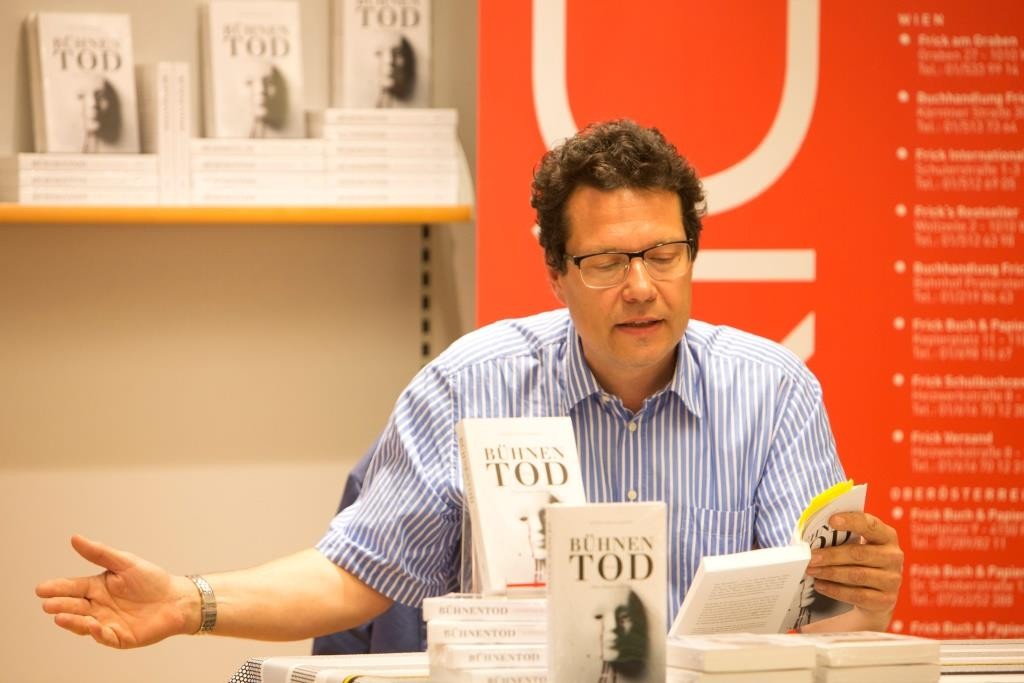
[
  {"x1": 310, "y1": 108, "x2": 459, "y2": 206},
  {"x1": 940, "y1": 638, "x2": 1024, "y2": 675},
  {"x1": 0, "y1": 153, "x2": 159, "y2": 205},
  {"x1": 423, "y1": 593, "x2": 547, "y2": 683},
  {"x1": 188, "y1": 138, "x2": 326, "y2": 205},
  {"x1": 229, "y1": 652, "x2": 428, "y2": 683},
  {"x1": 665, "y1": 633, "x2": 817, "y2": 682},
  {"x1": 794, "y1": 631, "x2": 940, "y2": 683},
  {"x1": 136, "y1": 62, "x2": 191, "y2": 204}
]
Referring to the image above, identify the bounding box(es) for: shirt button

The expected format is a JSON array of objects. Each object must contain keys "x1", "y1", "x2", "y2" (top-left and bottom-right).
[
  {"x1": 628, "y1": 421, "x2": 638, "y2": 432},
  {"x1": 627, "y1": 489, "x2": 638, "y2": 501},
  {"x1": 601, "y1": 394, "x2": 610, "y2": 403}
]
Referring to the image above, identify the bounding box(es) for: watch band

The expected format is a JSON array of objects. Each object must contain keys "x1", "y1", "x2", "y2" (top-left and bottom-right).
[{"x1": 186, "y1": 574, "x2": 217, "y2": 634}]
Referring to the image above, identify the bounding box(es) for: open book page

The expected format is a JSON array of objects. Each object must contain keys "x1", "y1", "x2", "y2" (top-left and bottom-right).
[
  {"x1": 785, "y1": 482, "x2": 868, "y2": 630},
  {"x1": 669, "y1": 544, "x2": 810, "y2": 636}
]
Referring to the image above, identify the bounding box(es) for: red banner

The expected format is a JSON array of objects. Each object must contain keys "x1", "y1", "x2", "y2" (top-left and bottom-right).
[{"x1": 479, "y1": 0, "x2": 1024, "y2": 638}]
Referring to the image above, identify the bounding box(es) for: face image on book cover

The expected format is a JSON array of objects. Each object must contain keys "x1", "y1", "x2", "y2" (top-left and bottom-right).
[
  {"x1": 592, "y1": 588, "x2": 649, "y2": 683},
  {"x1": 372, "y1": 31, "x2": 416, "y2": 107},
  {"x1": 76, "y1": 74, "x2": 123, "y2": 152},
  {"x1": 243, "y1": 61, "x2": 289, "y2": 137}
]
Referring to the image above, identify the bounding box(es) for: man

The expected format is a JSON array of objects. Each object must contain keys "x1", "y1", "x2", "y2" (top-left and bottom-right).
[{"x1": 36, "y1": 120, "x2": 902, "y2": 648}]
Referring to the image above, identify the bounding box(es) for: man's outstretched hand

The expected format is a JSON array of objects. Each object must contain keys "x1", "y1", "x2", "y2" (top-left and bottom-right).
[{"x1": 36, "y1": 535, "x2": 194, "y2": 648}]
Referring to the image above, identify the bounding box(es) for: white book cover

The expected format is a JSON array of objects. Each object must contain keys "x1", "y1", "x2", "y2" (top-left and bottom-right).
[
  {"x1": 671, "y1": 481, "x2": 867, "y2": 636},
  {"x1": 814, "y1": 663, "x2": 940, "y2": 683},
  {"x1": 546, "y1": 502, "x2": 667, "y2": 683},
  {"x1": 667, "y1": 668, "x2": 813, "y2": 683},
  {"x1": 191, "y1": 155, "x2": 324, "y2": 172},
  {"x1": 330, "y1": 0, "x2": 431, "y2": 108},
  {"x1": 793, "y1": 631, "x2": 940, "y2": 667},
  {"x1": 456, "y1": 417, "x2": 586, "y2": 594},
  {"x1": 202, "y1": 0, "x2": 305, "y2": 138},
  {"x1": 666, "y1": 633, "x2": 817, "y2": 672},
  {"x1": 27, "y1": 12, "x2": 140, "y2": 153},
  {"x1": 15, "y1": 169, "x2": 159, "y2": 188}
]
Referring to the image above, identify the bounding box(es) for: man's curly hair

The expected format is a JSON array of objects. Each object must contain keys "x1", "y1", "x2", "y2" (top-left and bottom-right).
[{"x1": 531, "y1": 119, "x2": 705, "y2": 273}]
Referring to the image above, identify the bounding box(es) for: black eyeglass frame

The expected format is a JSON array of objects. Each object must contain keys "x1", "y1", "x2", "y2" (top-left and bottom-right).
[{"x1": 566, "y1": 239, "x2": 696, "y2": 287}]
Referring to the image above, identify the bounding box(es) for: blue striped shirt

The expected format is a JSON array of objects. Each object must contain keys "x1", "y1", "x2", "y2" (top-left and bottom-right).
[{"x1": 317, "y1": 308, "x2": 845, "y2": 624}]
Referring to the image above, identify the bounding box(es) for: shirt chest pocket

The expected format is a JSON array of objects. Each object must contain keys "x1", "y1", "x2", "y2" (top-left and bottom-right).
[{"x1": 687, "y1": 505, "x2": 756, "y2": 557}]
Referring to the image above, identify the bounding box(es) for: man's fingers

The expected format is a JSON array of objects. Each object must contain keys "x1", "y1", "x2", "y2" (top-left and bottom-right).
[
  {"x1": 53, "y1": 613, "x2": 98, "y2": 637},
  {"x1": 70, "y1": 535, "x2": 135, "y2": 573},
  {"x1": 811, "y1": 539, "x2": 904, "y2": 569},
  {"x1": 812, "y1": 577, "x2": 898, "y2": 613},
  {"x1": 805, "y1": 563, "x2": 902, "y2": 594},
  {"x1": 41, "y1": 596, "x2": 95, "y2": 617},
  {"x1": 35, "y1": 576, "x2": 93, "y2": 599},
  {"x1": 829, "y1": 512, "x2": 897, "y2": 545}
]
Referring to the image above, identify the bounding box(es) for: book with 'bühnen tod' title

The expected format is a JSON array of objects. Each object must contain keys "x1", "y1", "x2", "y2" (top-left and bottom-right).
[
  {"x1": 201, "y1": 0, "x2": 305, "y2": 138},
  {"x1": 330, "y1": 0, "x2": 431, "y2": 108},
  {"x1": 546, "y1": 502, "x2": 667, "y2": 683},
  {"x1": 26, "y1": 12, "x2": 140, "y2": 153},
  {"x1": 456, "y1": 417, "x2": 586, "y2": 595},
  {"x1": 671, "y1": 481, "x2": 868, "y2": 636}
]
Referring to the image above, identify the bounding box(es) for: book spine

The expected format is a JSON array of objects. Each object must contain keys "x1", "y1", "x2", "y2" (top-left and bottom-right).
[
  {"x1": 461, "y1": 671, "x2": 547, "y2": 683},
  {"x1": 173, "y1": 63, "x2": 191, "y2": 204},
  {"x1": 325, "y1": 157, "x2": 458, "y2": 173},
  {"x1": 323, "y1": 140, "x2": 458, "y2": 158},
  {"x1": 438, "y1": 644, "x2": 547, "y2": 670},
  {"x1": 422, "y1": 597, "x2": 547, "y2": 623},
  {"x1": 190, "y1": 156, "x2": 325, "y2": 172},
  {"x1": 191, "y1": 171, "x2": 325, "y2": 189},
  {"x1": 190, "y1": 188, "x2": 325, "y2": 205},
  {"x1": 17, "y1": 153, "x2": 159, "y2": 172},
  {"x1": 189, "y1": 138, "x2": 326, "y2": 156},
  {"x1": 427, "y1": 620, "x2": 547, "y2": 646},
  {"x1": 18, "y1": 187, "x2": 160, "y2": 205},
  {"x1": 26, "y1": 15, "x2": 47, "y2": 153},
  {"x1": 16, "y1": 170, "x2": 160, "y2": 188},
  {"x1": 321, "y1": 126, "x2": 455, "y2": 143},
  {"x1": 319, "y1": 108, "x2": 457, "y2": 127}
]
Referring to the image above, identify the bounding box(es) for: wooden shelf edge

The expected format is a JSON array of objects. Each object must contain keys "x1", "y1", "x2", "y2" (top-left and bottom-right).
[{"x1": 0, "y1": 203, "x2": 474, "y2": 225}]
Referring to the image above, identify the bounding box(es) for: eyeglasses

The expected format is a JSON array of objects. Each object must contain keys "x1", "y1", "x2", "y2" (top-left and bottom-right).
[{"x1": 566, "y1": 239, "x2": 695, "y2": 289}]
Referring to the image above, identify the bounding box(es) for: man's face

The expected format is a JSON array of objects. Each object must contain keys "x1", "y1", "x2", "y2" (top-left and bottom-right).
[{"x1": 548, "y1": 186, "x2": 692, "y2": 397}]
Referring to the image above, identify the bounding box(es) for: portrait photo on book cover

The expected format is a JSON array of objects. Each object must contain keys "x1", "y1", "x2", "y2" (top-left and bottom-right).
[
  {"x1": 593, "y1": 587, "x2": 649, "y2": 682},
  {"x1": 76, "y1": 74, "x2": 122, "y2": 152},
  {"x1": 243, "y1": 61, "x2": 289, "y2": 138},
  {"x1": 372, "y1": 30, "x2": 417, "y2": 107}
]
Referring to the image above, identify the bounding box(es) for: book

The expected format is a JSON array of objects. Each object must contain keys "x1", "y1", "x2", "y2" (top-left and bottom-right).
[
  {"x1": 813, "y1": 663, "x2": 940, "y2": 683},
  {"x1": 431, "y1": 670, "x2": 546, "y2": 683},
  {"x1": 136, "y1": 62, "x2": 191, "y2": 204},
  {"x1": 427, "y1": 620, "x2": 547, "y2": 648},
  {"x1": 255, "y1": 652, "x2": 428, "y2": 683},
  {"x1": 940, "y1": 639, "x2": 1024, "y2": 674},
  {"x1": 26, "y1": 12, "x2": 141, "y2": 153},
  {"x1": 2, "y1": 153, "x2": 157, "y2": 172},
  {"x1": 546, "y1": 502, "x2": 668, "y2": 683},
  {"x1": 671, "y1": 481, "x2": 867, "y2": 636},
  {"x1": 666, "y1": 633, "x2": 817, "y2": 672},
  {"x1": 792, "y1": 631, "x2": 940, "y2": 667},
  {"x1": 422, "y1": 593, "x2": 547, "y2": 622},
  {"x1": 666, "y1": 669, "x2": 813, "y2": 683},
  {"x1": 431, "y1": 643, "x2": 546, "y2": 670},
  {"x1": 456, "y1": 417, "x2": 586, "y2": 594},
  {"x1": 202, "y1": 0, "x2": 305, "y2": 138},
  {"x1": 329, "y1": 0, "x2": 431, "y2": 108}
]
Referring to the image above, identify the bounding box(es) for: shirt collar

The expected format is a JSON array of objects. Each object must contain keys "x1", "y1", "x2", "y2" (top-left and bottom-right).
[{"x1": 561, "y1": 316, "x2": 704, "y2": 419}]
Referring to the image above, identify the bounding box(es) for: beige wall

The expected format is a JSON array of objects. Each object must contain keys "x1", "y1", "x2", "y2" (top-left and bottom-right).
[{"x1": 0, "y1": 1, "x2": 477, "y2": 682}]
